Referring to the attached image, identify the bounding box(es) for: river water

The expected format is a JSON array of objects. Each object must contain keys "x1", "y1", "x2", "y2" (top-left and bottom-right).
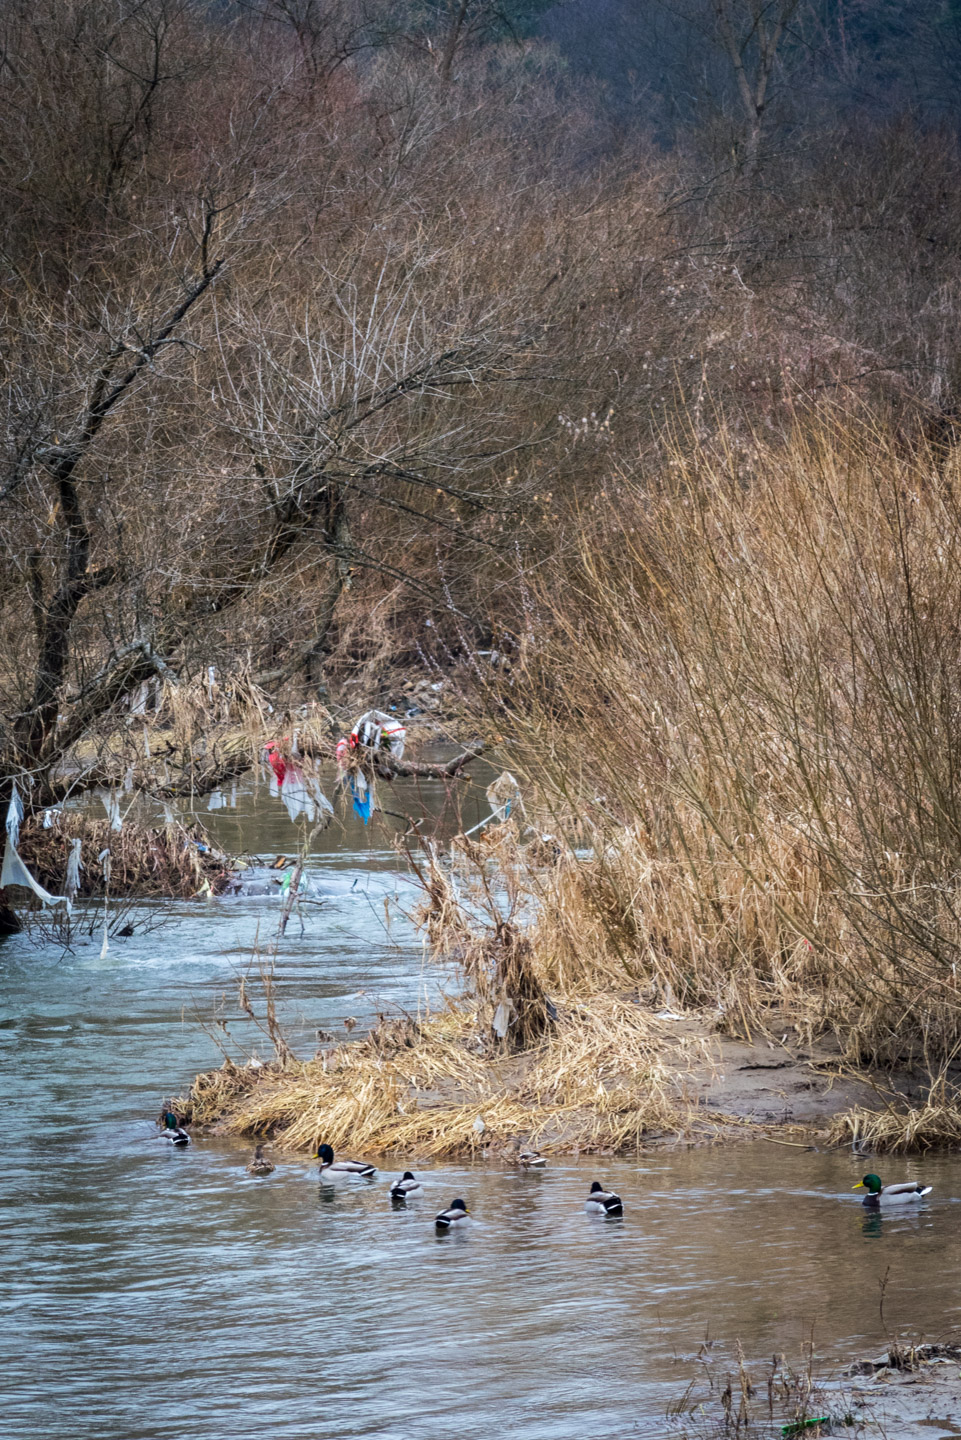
[{"x1": 3, "y1": 779, "x2": 961, "y2": 1439}]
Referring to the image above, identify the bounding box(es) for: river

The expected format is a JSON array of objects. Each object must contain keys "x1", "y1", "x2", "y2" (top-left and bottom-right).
[{"x1": 3, "y1": 778, "x2": 961, "y2": 1439}]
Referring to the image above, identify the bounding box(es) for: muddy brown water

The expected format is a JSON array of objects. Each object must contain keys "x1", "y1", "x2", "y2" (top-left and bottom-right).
[{"x1": 3, "y1": 778, "x2": 961, "y2": 1438}]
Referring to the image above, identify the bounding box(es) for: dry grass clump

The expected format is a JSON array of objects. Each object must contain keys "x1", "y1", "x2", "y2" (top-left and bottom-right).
[
  {"x1": 17, "y1": 810, "x2": 230, "y2": 899},
  {"x1": 181, "y1": 982, "x2": 708, "y2": 1157},
  {"x1": 828, "y1": 1095, "x2": 961, "y2": 1154},
  {"x1": 667, "y1": 1342, "x2": 839, "y2": 1440},
  {"x1": 526, "y1": 835, "x2": 825, "y2": 1042}
]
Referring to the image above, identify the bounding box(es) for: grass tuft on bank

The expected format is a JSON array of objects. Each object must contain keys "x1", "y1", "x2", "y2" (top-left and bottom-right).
[{"x1": 182, "y1": 987, "x2": 721, "y2": 1158}]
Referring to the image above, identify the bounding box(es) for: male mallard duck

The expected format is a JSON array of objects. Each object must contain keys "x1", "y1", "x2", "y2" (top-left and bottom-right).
[
  {"x1": 518, "y1": 1149, "x2": 546, "y2": 1168},
  {"x1": 389, "y1": 1170, "x2": 421, "y2": 1200},
  {"x1": 247, "y1": 1144, "x2": 275, "y2": 1177},
  {"x1": 160, "y1": 1111, "x2": 190, "y2": 1146},
  {"x1": 313, "y1": 1143, "x2": 376, "y2": 1179},
  {"x1": 435, "y1": 1198, "x2": 469, "y2": 1230},
  {"x1": 854, "y1": 1173, "x2": 932, "y2": 1207},
  {"x1": 585, "y1": 1181, "x2": 623, "y2": 1216}
]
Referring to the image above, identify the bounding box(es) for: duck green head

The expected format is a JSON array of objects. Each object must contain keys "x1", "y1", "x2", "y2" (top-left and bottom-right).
[
  {"x1": 163, "y1": 1112, "x2": 180, "y2": 1130},
  {"x1": 854, "y1": 1173, "x2": 882, "y2": 1194}
]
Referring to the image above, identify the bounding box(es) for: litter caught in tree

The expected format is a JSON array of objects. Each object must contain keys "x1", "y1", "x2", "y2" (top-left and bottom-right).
[{"x1": 335, "y1": 710, "x2": 407, "y2": 824}]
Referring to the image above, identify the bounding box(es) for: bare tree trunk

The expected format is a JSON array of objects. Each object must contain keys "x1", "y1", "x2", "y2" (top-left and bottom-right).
[
  {"x1": 439, "y1": 0, "x2": 471, "y2": 86},
  {"x1": 712, "y1": 0, "x2": 799, "y2": 177},
  {"x1": 8, "y1": 256, "x2": 224, "y2": 769}
]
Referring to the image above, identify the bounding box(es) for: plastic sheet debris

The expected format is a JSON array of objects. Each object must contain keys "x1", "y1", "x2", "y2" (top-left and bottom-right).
[
  {"x1": 0, "y1": 783, "x2": 66, "y2": 907},
  {"x1": 207, "y1": 789, "x2": 225, "y2": 811},
  {"x1": 347, "y1": 710, "x2": 407, "y2": 759},
  {"x1": 280, "y1": 769, "x2": 333, "y2": 826},
  {"x1": 5, "y1": 785, "x2": 22, "y2": 849},
  {"x1": 486, "y1": 771, "x2": 520, "y2": 822},
  {"x1": 263, "y1": 739, "x2": 333, "y2": 827},
  {"x1": 335, "y1": 710, "x2": 407, "y2": 825},
  {"x1": 264, "y1": 741, "x2": 286, "y2": 787},
  {"x1": 280, "y1": 868, "x2": 309, "y2": 897},
  {"x1": 64, "y1": 839, "x2": 83, "y2": 908},
  {"x1": 0, "y1": 840, "x2": 67, "y2": 906},
  {"x1": 462, "y1": 771, "x2": 523, "y2": 839},
  {"x1": 492, "y1": 1000, "x2": 512, "y2": 1039},
  {"x1": 129, "y1": 680, "x2": 149, "y2": 716},
  {"x1": 95, "y1": 786, "x2": 123, "y2": 832},
  {"x1": 348, "y1": 770, "x2": 372, "y2": 824}
]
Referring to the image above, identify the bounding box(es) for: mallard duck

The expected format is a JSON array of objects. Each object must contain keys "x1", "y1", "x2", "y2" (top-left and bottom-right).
[
  {"x1": 314, "y1": 1143, "x2": 376, "y2": 1179},
  {"x1": 389, "y1": 1170, "x2": 422, "y2": 1200},
  {"x1": 160, "y1": 1111, "x2": 190, "y2": 1146},
  {"x1": 854, "y1": 1173, "x2": 932, "y2": 1207},
  {"x1": 518, "y1": 1149, "x2": 546, "y2": 1168},
  {"x1": 246, "y1": 1144, "x2": 274, "y2": 1177},
  {"x1": 585, "y1": 1181, "x2": 622, "y2": 1216},
  {"x1": 435, "y1": 1198, "x2": 469, "y2": 1230}
]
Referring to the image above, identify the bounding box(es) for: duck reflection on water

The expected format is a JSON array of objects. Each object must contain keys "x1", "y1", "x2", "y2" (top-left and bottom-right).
[{"x1": 861, "y1": 1208, "x2": 923, "y2": 1237}]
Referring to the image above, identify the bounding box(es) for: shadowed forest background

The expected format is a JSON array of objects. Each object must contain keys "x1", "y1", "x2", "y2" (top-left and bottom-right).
[{"x1": 7, "y1": 0, "x2": 961, "y2": 1129}]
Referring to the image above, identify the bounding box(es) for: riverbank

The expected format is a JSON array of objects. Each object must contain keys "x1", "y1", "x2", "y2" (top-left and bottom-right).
[
  {"x1": 848, "y1": 1346, "x2": 961, "y2": 1438},
  {"x1": 181, "y1": 994, "x2": 938, "y2": 1158},
  {"x1": 674, "y1": 1342, "x2": 961, "y2": 1439}
]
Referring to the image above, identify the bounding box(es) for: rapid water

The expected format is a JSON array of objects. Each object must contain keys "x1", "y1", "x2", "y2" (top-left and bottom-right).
[{"x1": 3, "y1": 779, "x2": 961, "y2": 1439}]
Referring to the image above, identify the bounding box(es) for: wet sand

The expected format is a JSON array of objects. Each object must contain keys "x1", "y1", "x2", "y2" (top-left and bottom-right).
[{"x1": 652, "y1": 1009, "x2": 924, "y2": 1142}]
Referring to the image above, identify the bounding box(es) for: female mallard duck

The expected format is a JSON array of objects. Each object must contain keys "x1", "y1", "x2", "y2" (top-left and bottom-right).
[
  {"x1": 585, "y1": 1181, "x2": 623, "y2": 1216},
  {"x1": 435, "y1": 1198, "x2": 469, "y2": 1230},
  {"x1": 160, "y1": 1111, "x2": 190, "y2": 1146},
  {"x1": 247, "y1": 1144, "x2": 275, "y2": 1177},
  {"x1": 389, "y1": 1171, "x2": 421, "y2": 1200},
  {"x1": 854, "y1": 1174, "x2": 932, "y2": 1207},
  {"x1": 313, "y1": 1143, "x2": 376, "y2": 1179},
  {"x1": 518, "y1": 1149, "x2": 546, "y2": 1168}
]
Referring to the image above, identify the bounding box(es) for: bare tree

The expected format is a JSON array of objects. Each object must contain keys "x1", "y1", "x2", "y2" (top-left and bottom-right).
[{"x1": 710, "y1": 0, "x2": 800, "y2": 174}]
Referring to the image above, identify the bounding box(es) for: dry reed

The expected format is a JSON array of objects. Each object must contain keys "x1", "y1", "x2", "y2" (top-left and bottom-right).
[
  {"x1": 178, "y1": 824, "x2": 725, "y2": 1156},
  {"x1": 828, "y1": 1096, "x2": 961, "y2": 1153},
  {"x1": 180, "y1": 990, "x2": 711, "y2": 1157},
  {"x1": 467, "y1": 411, "x2": 961, "y2": 1104}
]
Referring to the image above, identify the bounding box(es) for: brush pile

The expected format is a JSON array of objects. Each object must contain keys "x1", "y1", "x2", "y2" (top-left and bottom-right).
[{"x1": 17, "y1": 811, "x2": 233, "y2": 900}]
